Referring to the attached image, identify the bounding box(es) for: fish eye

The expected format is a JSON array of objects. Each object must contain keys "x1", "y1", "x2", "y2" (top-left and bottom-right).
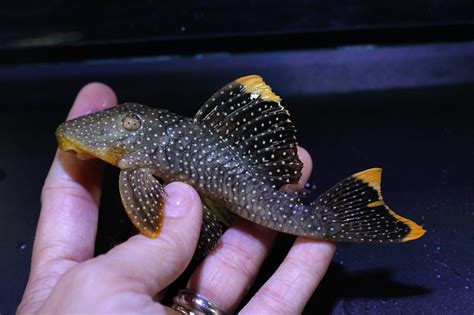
[{"x1": 122, "y1": 114, "x2": 141, "y2": 131}]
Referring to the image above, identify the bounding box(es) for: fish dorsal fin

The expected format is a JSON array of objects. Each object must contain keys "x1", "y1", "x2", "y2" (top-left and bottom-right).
[
  {"x1": 119, "y1": 168, "x2": 165, "y2": 238},
  {"x1": 194, "y1": 75, "x2": 303, "y2": 188}
]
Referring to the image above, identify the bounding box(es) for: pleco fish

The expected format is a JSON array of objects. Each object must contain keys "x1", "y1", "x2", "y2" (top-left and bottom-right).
[{"x1": 56, "y1": 75, "x2": 426, "y2": 258}]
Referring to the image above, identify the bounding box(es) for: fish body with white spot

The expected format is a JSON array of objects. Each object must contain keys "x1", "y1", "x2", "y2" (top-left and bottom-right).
[{"x1": 56, "y1": 75, "x2": 425, "y2": 257}]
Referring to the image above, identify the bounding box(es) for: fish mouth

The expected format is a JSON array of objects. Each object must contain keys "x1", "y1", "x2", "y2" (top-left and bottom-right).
[
  {"x1": 56, "y1": 128, "x2": 127, "y2": 166},
  {"x1": 56, "y1": 131, "x2": 97, "y2": 161}
]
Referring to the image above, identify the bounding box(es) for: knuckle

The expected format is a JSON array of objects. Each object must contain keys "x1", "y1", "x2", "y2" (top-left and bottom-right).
[
  {"x1": 284, "y1": 256, "x2": 325, "y2": 288},
  {"x1": 285, "y1": 255, "x2": 316, "y2": 276},
  {"x1": 18, "y1": 259, "x2": 78, "y2": 314},
  {"x1": 213, "y1": 236, "x2": 263, "y2": 283},
  {"x1": 61, "y1": 260, "x2": 118, "y2": 294},
  {"x1": 41, "y1": 184, "x2": 95, "y2": 206},
  {"x1": 61, "y1": 262, "x2": 96, "y2": 287},
  {"x1": 17, "y1": 273, "x2": 58, "y2": 314},
  {"x1": 129, "y1": 234, "x2": 190, "y2": 275},
  {"x1": 36, "y1": 240, "x2": 73, "y2": 263},
  {"x1": 163, "y1": 226, "x2": 198, "y2": 261},
  {"x1": 252, "y1": 287, "x2": 296, "y2": 314}
]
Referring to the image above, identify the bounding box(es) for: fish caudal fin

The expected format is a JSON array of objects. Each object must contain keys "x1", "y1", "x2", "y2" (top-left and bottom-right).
[{"x1": 311, "y1": 168, "x2": 425, "y2": 243}]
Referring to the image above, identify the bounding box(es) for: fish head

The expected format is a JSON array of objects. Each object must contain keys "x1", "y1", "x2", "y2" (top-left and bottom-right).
[{"x1": 56, "y1": 102, "x2": 169, "y2": 168}]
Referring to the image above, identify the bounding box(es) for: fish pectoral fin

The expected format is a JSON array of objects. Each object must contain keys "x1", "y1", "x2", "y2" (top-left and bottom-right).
[
  {"x1": 194, "y1": 75, "x2": 303, "y2": 189},
  {"x1": 119, "y1": 168, "x2": 165, "y2": 238}
]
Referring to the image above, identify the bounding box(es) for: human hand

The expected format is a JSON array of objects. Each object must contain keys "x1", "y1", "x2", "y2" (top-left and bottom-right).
[{"x1": 18, "y1": 83, "x2": 335, "y2": 314}]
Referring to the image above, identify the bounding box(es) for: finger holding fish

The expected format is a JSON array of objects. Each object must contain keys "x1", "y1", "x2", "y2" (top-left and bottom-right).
[
  {"x1": 186, "y1": 147, "x2": 313, "y2": 313},
  {"x1": 19, "y1": 83, "x2": 117, "y2": 314},
  {"x1": 35, "y1": 83, "x2": 117, "y2": 264},
  {"x1": 241, "y1": 238, "x2": 335, "y2": 314}
]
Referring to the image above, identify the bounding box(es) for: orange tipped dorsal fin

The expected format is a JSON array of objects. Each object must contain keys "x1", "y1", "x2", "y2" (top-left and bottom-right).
[
  {"x1": 235, "y1": 75, "x2": 282, "y2": 103},
  {"x1": 194, "y1": 75, "x2": 303, "y2": 189}
]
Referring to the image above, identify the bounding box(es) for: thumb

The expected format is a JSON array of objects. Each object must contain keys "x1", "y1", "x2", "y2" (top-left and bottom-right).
[{"x1": 99, "y1": 182, "x2": 202, "y2": 294}]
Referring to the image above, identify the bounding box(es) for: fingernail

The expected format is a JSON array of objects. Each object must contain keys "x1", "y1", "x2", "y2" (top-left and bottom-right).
[
  {"x1": 165, "y1": 182, "x2": 194, "y2": 218},
  {"x1": 68, "y1": 83, "x2": 117, "y2": 120}
]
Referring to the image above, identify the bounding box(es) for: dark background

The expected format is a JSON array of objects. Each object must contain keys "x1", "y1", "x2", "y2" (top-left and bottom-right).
[{"x1": 1, "y1": 1, "x2": 473, "y2": 314}]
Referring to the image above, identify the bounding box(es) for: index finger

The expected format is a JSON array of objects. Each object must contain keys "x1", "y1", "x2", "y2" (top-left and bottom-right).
[
  {"x1": 241, "y1": 238, "x2": 335, "y2": 314},
  {"x1": 28, "y1": 83, "x2": 116, "y2": 285}
]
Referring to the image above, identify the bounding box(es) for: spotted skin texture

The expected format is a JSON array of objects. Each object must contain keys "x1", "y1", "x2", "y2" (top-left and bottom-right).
[
  {"x1": 56, "y1": 75, "x2": 425, "y2": 252},
  {"x1": 119, "y1": 167, "x2": 165, "y2": 237}
]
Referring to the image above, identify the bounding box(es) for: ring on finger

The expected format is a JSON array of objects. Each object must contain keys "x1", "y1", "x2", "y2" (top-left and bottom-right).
[{"x1": 171, "y1": 289, "x2": 225, "y2": 315}]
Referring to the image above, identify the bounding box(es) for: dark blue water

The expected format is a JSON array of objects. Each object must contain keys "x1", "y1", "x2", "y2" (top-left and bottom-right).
[{"x1": 0, "y1": 43, "x2": 472, "y2": 314}]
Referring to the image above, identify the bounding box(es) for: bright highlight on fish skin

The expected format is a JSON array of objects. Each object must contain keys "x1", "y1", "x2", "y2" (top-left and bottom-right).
[{"x1": 56, "y1": 75, "x2": 425, "y2": 258}]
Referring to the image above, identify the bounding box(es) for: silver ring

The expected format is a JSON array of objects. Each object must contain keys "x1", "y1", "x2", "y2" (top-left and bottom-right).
[{"x1": 171, "y1": 289, "x2": 225, "y2": 315}]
